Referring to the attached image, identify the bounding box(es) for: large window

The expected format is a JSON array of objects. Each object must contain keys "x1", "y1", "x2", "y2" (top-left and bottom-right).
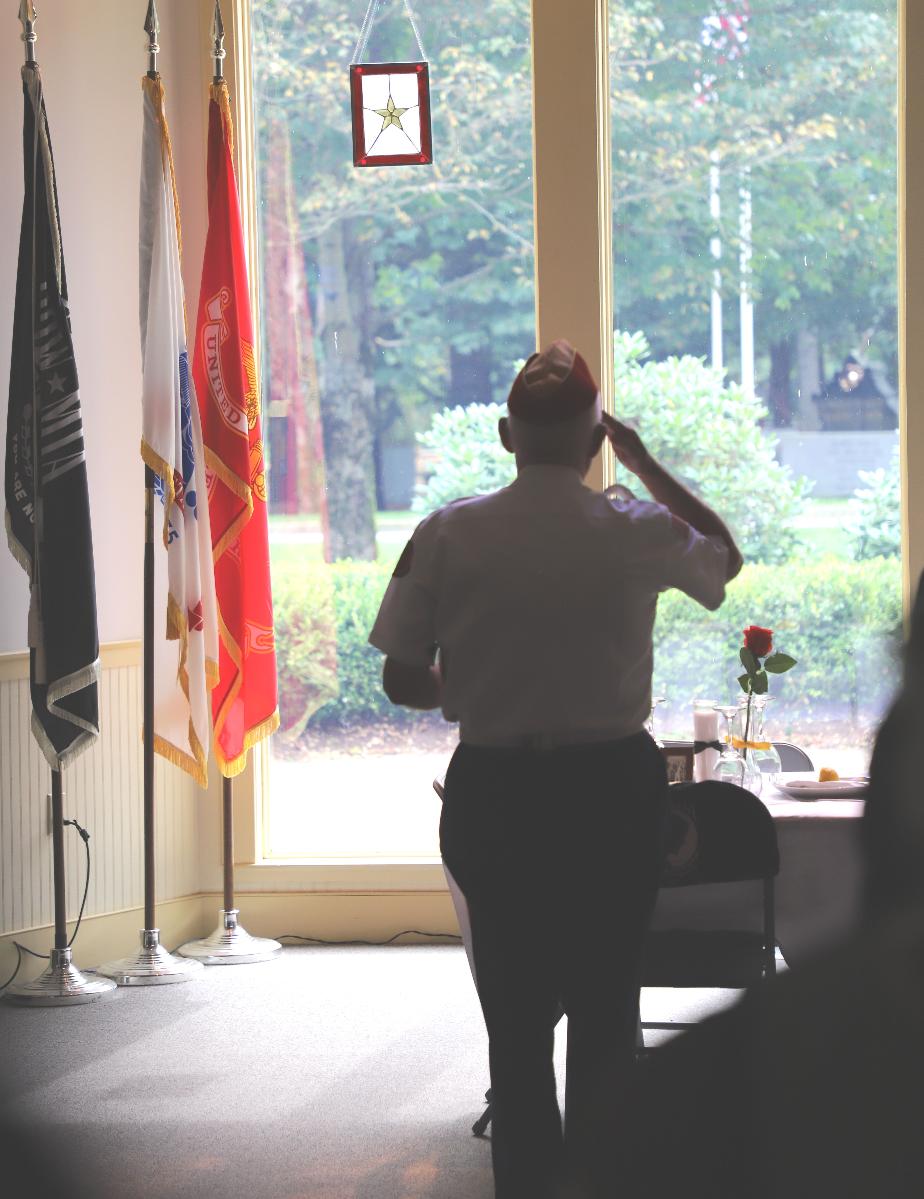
[
  {"x1": 251, "y1": 0, "x2": 535, "y2": 858},
  {"x1": 247, "y1": 1, "x2": 902, "y2": 864},
  {"x1": 609, "y1": 0, "x2": 900, "y2": 774}
]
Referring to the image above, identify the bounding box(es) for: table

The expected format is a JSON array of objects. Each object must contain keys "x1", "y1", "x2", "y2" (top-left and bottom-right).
[{"x1": 651, "y1": 776, "x2": 866, "y2": 967}]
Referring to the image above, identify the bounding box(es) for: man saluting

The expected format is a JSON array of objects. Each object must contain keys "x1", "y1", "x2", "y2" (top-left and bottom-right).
[{"x1": 369, "y1": 340, "x2": 741, "y2": 1199}]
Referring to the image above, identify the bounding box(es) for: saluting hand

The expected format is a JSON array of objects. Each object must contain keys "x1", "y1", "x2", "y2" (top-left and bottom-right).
[{"x1": 600, "y1": 412, "x2": 651, "y2": 478}]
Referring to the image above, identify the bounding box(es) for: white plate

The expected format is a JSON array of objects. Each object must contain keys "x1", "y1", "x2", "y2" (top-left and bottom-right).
[{"x1": 775, "y1": 777, "x2": 869, "y2": 800}]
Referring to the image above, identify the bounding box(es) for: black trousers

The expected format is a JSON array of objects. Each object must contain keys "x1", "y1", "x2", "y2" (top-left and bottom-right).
[{"x1": 439, "y1": 733, "x2": 669, "y2": 1199}]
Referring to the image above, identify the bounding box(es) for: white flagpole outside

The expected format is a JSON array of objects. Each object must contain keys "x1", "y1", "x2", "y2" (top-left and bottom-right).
[
  {"x1": 739, "y1": 167, "x2": 755, "y2": 398},
  {"x1": 710, "y1": 152, "x2": 723, "y2": 374}
]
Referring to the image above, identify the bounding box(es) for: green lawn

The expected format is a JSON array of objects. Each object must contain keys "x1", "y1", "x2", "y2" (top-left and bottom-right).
[
  {"x1": 270, "y1": 541, "x2": 324, "y2": 569},
  {"x1": 270, "y1": 499, "x2": 856, "y2": 564},
  {"x1": 790, "y1": 499, "x2": 851, "y2": 557}
]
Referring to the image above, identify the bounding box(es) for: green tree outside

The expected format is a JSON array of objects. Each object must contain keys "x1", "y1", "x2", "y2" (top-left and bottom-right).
[{"x1": 253, "y1": 0, "x2": 897, "y2": 557}]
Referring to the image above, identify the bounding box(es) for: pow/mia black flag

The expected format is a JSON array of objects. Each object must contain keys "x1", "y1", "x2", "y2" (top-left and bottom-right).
[{"x1": 5, "y1": 63, "x2": 99, "y2": 768}]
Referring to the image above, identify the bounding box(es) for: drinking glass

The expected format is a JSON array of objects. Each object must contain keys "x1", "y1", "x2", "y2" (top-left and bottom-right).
[{"x1": 712, "y1": 703, "x2": 745, "y2": 786}]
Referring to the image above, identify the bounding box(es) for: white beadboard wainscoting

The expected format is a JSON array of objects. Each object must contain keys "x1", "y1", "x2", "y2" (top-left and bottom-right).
[
  {"x1": 0, "y1": 645, "x2": 459, "y2": 983},
  {"x1": 0, "y1": 644, "x2": 200, "y2": 939}
]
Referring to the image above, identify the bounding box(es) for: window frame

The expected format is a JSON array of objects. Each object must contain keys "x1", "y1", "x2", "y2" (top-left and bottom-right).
[{"x1": 223, "y1": 0, "x2": 920, "y2": 887}]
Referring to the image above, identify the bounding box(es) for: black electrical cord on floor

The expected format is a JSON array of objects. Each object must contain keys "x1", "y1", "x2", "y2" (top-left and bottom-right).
[
  {"x1": 276, "y1": 930, "x2": 463, "y2": 948},
  {"x1": 0, "y1": 817, "x2": 92, "y2": 994},
  {"x1": 62, "y1": 818, "x2": 91, "y2": 948},
  {"x1": 0, "y1": 944, "x2": 23, "y2": 993}
]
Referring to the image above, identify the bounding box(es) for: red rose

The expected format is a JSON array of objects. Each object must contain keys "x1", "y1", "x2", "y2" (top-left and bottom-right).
[{"x1": 743, "y1": 625, "x2": 773, "y2": 658}]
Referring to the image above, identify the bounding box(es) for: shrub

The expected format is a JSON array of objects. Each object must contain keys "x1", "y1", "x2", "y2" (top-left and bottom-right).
[
  {"x1": 846, "y1": 447, "x2": 901, "y2": 561},
  {"x1": 272, "y1": 557, "x2": 340, "y2": 735},
  {"x1": 612, "y1": 331, "x2": 811, "y2": 564},
  {"x1": 412, "y1": 402, "x2": 514, "y2": 513},
  {"x1": 412, "y1": 331, "x2": 811, "y2": 563},
  {"x1": 273, "y1": 556, "x2": 418, "y2": 733},
  {"x1": 653, "y1": 556, "x2": 902, "y2": 731},
  {"x1": 272, "y1": 557, "x2": 902, "y2": 737}
]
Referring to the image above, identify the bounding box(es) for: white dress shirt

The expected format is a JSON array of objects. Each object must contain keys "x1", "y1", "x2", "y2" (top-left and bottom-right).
[{"x1": 369, "y1": 465, "x2": 729, "y2": 747}]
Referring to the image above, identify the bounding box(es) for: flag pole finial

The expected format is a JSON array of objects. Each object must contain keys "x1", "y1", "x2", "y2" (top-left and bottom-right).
[
  {"x1": 144, "y1": 0, "x2": 160, "y2": 78},
  {"x1": 211, "y1": 0, "x2": 226, "y2": 84},
  {"x1": 19, "y1": 0, "x2": 37, "y2": 65}
]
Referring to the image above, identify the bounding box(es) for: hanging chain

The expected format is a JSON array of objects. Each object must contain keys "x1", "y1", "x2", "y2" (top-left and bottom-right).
[
  {"x1": 352, "y1": 0, "x2": 428, "y2": 64},
  {"x1": 351, "y1": 0, "x2": 381, "y2": 64},
  {"x1": 402, "y1": 0, "x2": 428, "y2": 61}
]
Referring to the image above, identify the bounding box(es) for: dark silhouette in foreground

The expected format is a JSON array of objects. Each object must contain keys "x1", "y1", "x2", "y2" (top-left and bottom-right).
[{"x1": 626, "y1": 575, "x2": 924, "y2": 1199}]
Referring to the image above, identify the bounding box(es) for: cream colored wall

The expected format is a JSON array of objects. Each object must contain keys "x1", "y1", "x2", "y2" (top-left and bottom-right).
[
  {"x1": 0, "y1": 1, "x2": 213, "y2": 979},
  {"x1": 0, "y1": 0, "x2": 209, "y2": 653}
]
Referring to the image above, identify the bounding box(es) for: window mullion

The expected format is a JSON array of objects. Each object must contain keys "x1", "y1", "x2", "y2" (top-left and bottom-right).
[
  {"x1": 900, "y1": 0, "x2": 924, "y2": 616},
  {"x1": 531, "y1": 0, "x2": 613, "y2": 491}
]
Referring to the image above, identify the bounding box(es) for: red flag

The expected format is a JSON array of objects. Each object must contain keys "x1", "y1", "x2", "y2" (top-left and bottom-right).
[{"x1": 193, "y1": 82, "x2": 279, "y2": 777}]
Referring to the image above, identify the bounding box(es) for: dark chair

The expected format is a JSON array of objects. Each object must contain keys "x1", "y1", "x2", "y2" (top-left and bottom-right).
[
  {"x1": 435, "y1": 775, "x2": 782, "y2": 1128},
  {"x1": 640, "y1": 780, "x2": 780, "y2": 1038}
]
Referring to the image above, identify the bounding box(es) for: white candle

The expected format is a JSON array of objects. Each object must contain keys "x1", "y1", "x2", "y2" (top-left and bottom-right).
[{"x1": 693, "y1": 704, "x2": 720, "y2": 782}]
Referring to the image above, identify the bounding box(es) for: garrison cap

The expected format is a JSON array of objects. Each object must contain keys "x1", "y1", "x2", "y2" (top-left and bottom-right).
[{"x1": 507, "y1": 339, "x2": 599, "y2": 424}]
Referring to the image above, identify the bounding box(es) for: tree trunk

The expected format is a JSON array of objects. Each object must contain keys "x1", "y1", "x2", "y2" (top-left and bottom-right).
[
  {"x1": 767, "y1": 336, "x2": 794, "y2": 427},
  {"x1": 794, "y1": 329, "x2": 823, "y2": 430},
  {"x1": 316, "y1": 221, "x2": 377, "y2": 561},
  {"x1": 262, "y1": 113, "x2": 329, "y2": 542}
]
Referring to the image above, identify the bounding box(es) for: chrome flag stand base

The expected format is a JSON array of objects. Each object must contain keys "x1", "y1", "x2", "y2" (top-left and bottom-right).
[
  {"x1": 96, "y1": 928, "x2": 204, "y2": 986},
  {"x1": 177, "y1": 909, "x2": 281, "y2": 966},
  {"x1": 5, "y1": 947, "x2": 116, "y2": 1007}
]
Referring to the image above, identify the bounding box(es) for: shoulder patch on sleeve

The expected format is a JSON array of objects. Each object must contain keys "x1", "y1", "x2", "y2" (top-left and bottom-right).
[{"x1": 393, "y1": 539, "x2": 414, "y2": 578}]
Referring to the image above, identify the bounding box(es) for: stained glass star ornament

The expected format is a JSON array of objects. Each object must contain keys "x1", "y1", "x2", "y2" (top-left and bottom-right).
[
  {"x1": 350, "y1": 61, "x2": 433, "y2": 167},
  {"x1": 373, "y1": 94, "x2": 409, "y2": 133}
]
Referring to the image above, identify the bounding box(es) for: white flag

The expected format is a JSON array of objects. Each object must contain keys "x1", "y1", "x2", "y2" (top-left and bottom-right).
[{"x1": 139, "y1": 75, "x2": 218, "y2": 788}]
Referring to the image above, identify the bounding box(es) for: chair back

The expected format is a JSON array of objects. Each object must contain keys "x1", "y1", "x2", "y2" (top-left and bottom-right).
[
  {"x1": 661, "y1": 781, "x2": 779, "y2": 887},
  {"x1": 771, "y1": 742, "x2": 814, "y2": 771}
]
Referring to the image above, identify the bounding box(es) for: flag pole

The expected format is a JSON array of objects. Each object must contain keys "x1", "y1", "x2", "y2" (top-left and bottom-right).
[
  {"x1": 7, "y1": 771, "x2": 115, "y2": 1004},
  {"x1": 709, "y1": 151, "x2": 723, "y2": 375},
  {"x1": 5, "y1": 2, "x2": 114, "y2": 1006},
  {"x1": 180, "y1": 772, "x2": 280, "y2": 965},
  {"x1": 178, "y1": 1, "x2": 279, "y2": 966},
  {"x1": 96, "y1": 1, "x2": 203, "y2": 987}
]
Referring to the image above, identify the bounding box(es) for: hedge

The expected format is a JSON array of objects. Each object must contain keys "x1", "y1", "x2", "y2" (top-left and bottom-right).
[
  {"x1": 652, "y1": 556, "x2": 902, "y2": 731},
  {"x1": 273, "y1": 554, "x2": 903, "y2": 736}
]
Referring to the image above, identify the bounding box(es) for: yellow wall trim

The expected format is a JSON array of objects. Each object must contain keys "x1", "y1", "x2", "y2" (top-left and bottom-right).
[
  {"x1": 197, "y1": 890, "x2": 461, "y2": 945},
  {"x1": 0, "y1": 640, "x2": 141, "y2": 682},
  {"x1": 1, "y1": 890, "x2": 461, "y2": 986},
  {"x1": 0, "y1": 893, "x2": 204, "y2": 985}
]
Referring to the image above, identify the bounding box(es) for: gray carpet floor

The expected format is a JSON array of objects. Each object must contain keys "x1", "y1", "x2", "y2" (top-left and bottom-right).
[{"x1": 0, "y1": 946, "x2": 739, "y2": 1199}]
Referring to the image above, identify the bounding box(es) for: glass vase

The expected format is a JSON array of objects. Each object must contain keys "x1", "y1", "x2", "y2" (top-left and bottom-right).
[
  {"x1": 734, "y1": 696, "x2": 779, "y2": 796},
  {"x1": 746, "y1": 695, "x2": 782, "y2": 788},
  {"x1": 712, "y1": 703, "x2": 747, "y2": 787}
]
